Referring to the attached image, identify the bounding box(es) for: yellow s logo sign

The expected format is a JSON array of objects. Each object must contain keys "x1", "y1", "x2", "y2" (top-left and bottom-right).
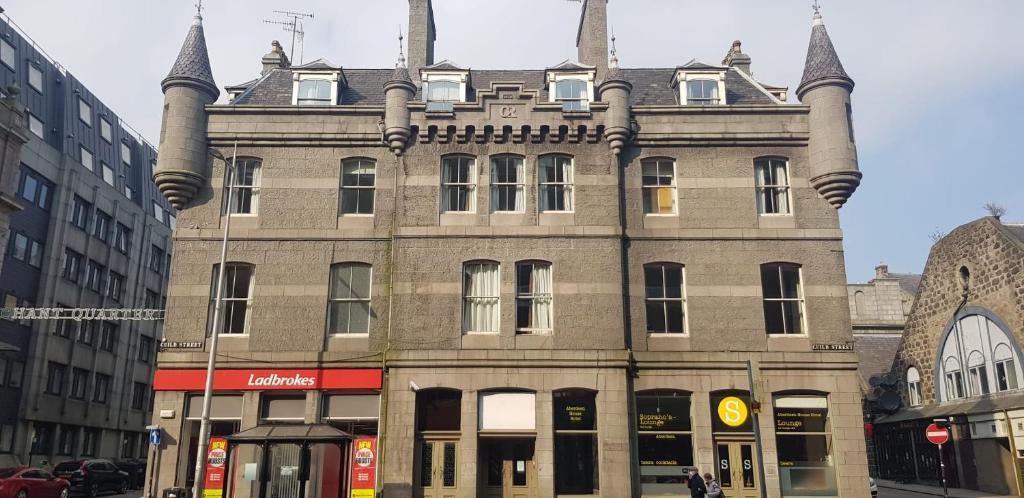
[{"x1": 717, "y1": 396, "x2": 749, "y2": 427}]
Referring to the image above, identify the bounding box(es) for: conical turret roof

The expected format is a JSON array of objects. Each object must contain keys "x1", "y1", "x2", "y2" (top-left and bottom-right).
[
  {"x1": 797, "y1": 12, "x2": 853, "y2": 95},
  {"x1": 162, "y1": 14, "x2": 219, "y2": 98}
]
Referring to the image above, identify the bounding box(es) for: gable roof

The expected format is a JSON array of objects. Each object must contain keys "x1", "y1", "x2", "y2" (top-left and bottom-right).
[
  {"x1": 678, "y1": 60, "x2": 728, "y2": 71},
  {"x1": 422, "y1": 60, "x2": 468, "y2": 71},
  {"x1": 293, "y1": 58, "x2": 340, "y2": 70},
  {"x1": 547, "y1": 60, "x2": 596, "y2": 71}
]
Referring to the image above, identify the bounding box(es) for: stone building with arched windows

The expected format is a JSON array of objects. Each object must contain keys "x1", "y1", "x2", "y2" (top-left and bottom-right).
[
  {"x1": 146, "y1": 1, "x2": 873, "y2": 497},
  {"x1": 873, "y1": 217, "x2": 1024, "y2": 496}
]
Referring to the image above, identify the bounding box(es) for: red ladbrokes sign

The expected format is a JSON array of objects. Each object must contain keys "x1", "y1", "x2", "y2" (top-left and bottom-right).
[{"x1": 153, "y1": 368, "x2": 382, "y2": 391}]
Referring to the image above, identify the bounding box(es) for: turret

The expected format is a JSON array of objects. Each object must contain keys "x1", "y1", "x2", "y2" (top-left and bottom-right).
[
  {"x1": 383, "y1": 39, "x2": 416, "y2": 156},
  {"x1": 796, "y1": 8, "x2": 860, "y2": 209},
  {"x1": 154, "y1": 12, "x2": 219, "y2": 210},
  {"x1": 599, "y1": 41, "x2": 631, "y2": 156}
]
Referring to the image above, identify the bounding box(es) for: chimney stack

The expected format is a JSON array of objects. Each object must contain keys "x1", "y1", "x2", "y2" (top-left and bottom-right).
[
  {"x1": 261, "y1": 40, "x2": 290, "y2": 75},
  {"x1": 874, "y1": 264, "x2": 889, "y2": 280},
  {"x1": 407, "y1": 0, "x2": 436, "y2": 83},
  {"x1": 576, "y1": 0, "x2": 608, "y2": 81},
  {"x1": 723, "y1": 40, "x2": 752, "y2": 76}
]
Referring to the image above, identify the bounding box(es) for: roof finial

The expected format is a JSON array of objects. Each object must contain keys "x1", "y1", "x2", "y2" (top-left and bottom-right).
[
  {"x1": 193, "y1": 0, "x2": 203, "y2": 24},
  {"x1": 397, "y1": 25, "x2": 407, "y2": 68},
  {"x1": 812, "y1": 0, "x2": 823, "y2": 25},
  {"x1": 609, "y1": 25, "x2": 619, "y2": 68}
]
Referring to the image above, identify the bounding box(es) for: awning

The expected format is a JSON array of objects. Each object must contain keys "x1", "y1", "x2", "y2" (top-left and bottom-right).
[
  {"x1": 876, "y1": 391, "x2": 1024, "y2": 424},
  {"x1": 227, "y1": 424, "x2": 352, "y2": 443}
]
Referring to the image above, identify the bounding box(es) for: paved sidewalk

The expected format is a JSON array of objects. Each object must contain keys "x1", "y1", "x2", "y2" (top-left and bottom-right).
[{"x1": 877, "y1": 479, "x2": 1016, "y2": 498}]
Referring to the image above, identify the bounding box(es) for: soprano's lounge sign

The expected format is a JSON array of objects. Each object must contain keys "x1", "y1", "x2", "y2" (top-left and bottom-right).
[{"x1": 153, "y1": 368, "x2": 383, "y2": 391}]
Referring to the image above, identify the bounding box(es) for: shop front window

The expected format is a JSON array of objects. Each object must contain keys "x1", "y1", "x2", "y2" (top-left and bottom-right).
[
  {"x1": 553, "y1": 389, "x2": 598, "y2": 494},
  {"x1": 636, "y1": 390, "x2": 693, "y2": 496},
  {"x1": 774, "y1": 395, "x2": 836, "y2": 497}
]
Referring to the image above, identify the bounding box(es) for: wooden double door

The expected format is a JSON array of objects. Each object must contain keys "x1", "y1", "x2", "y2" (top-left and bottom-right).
[
  {"x1": 715, "y1": 439, "x2": 760, "y2": 498},
  {"x1": 416, "y1": 438, "x2": 459, "y2": 498},
  {"x1": 480, "y1": 438, "x2": 537, "y2": 498}
]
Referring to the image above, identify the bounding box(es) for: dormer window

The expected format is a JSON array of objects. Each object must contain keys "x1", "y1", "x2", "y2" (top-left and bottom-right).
[
  {"x1": 686, "y1": 79, "x2": 720, "y2": 105},
  {"x1": 297, "y1": 79, "x2": 332, "y2": 105},
  {"x1": 545, "y1": 61, "x2": 596, "y2": 113},
  {"x1": 673, "y1": 62, "x2": 728, "y2": 106},
  {"x1": 290, "y1": 59, "x2": 343, "y2": 106},
  {"x1": 555, "y1": 79, "x2": 589, "y2": 111},
  {"x1": 421, "y1": 61, "x2": 469, "y2": 113}
]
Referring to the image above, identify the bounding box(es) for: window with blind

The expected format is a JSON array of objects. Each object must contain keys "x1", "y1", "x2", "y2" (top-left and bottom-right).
[
  {"x1": 515, "y1": 261, "x2": 552, "y2": 334},
  {"x1": 463, "y1": 261, "x2": 500, "y2": 334},
  {"x1": 642, "y1": 159, "x2": 677, "y2": 215}
]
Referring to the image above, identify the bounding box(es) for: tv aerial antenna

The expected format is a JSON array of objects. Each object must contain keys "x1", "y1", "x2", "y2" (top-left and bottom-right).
[{"x1": 263, "y1": 10, "x2": 314, "y2": 64}]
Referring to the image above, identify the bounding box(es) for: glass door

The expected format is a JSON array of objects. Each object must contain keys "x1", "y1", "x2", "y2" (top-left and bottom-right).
[
  {"x1": 267, "y1": 443, "x2": 301, "y2": 498},
  {"x1": 715, "y1": 441, "x2": 759, "y2": 498},
  {"x1": 416, "y1": 439, "x2": 458, "y2": 498}
]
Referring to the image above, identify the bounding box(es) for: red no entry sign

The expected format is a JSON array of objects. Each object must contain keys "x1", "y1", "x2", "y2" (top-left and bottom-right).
[{"x1": 926, "y1": 423, "x2": 950, "y2": 445}]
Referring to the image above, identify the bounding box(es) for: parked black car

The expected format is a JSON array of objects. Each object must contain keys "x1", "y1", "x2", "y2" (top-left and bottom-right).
[
  {"x1": 52, "y1": 460, "x2": 128, "y2": 497},
  {"x1": 112, "y1": 460, "x2": 145, "y2": 490}
]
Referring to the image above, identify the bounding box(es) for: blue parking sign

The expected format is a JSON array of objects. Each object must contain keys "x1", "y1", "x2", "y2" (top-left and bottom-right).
[{"x1": 149, "y1": 427, "x2": 162, "y2": 446}]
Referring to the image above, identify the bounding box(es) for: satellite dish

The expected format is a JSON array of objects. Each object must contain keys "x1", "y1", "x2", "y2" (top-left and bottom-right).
[
  {"x1": 880, "y1": 373, "x2": 898, "y2": 387},
  {"x1": 878, "y1": 391, "x2": 902, "y2": 413},
  {"x1": 869, "y1": 376, "x2": 884, "y2": 388},
  {"x1": 868, "y1": 387, "x2": 885, "y2": 401}
]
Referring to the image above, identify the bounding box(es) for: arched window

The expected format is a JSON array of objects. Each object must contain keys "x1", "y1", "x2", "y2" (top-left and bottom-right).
[
  {"x1": 773, "y1": 393, "x2": 834, "y2": 496},
  {"x1": 208, "y1": 263, "x2": 254, "y2": 335},
  {"x1": 463, "y1": 261, "x2": 500, "y2": 334},
  {"x1": 853, "y1": 290, "x2": 867, "y2": 318},
  {"x1": 538, "y1": 155, "x2": 574, "y2": 212},
  {"x1": 328, "y1": 263, "x2": 372, "y2": 334},
  {"x1": 906, "y1": 367, "x2": 922, "y2": 406},
  {"x1": 643, "y1": 263, "x2": 687, "y2": 334},
  {"x1": 224, "y1": 157, "x2": 261, "y2": 215},
  {"x1": 938, "y1": 312, "x2": 1023, "y2": 400},
  {"x1": 415, "y1": 389, "x2": 461, "y2": 490},
  {"x1": 754, "y1": 157, "x2": 791, "y2": 215},
  {"x1": 340, "y1": 158, "x2": 375, "y2": 215},
  {"x1": 760, "y1": 262, "x2": 805, "y2": 335},
  {"x1": 515, "y1": 261, "x2": 552, "y2": 334},
  {"x1": 635, "y1": 389, "x2": 693, "y2": 494}
]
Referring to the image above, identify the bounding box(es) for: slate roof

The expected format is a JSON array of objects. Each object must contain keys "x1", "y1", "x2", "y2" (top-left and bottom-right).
[
  {"x1": 227, "y1": 67, "x2": 778, "y2": 106},
  {"x1": 889, "y1": 273, "x2": 923, "y2": 296},
  {"x1": 422, "y1": 60, "x2": 467, "y2": 71},
  {"x1": 798, "y1": 16, "x2": 852, "y2": 93},
  {"x1": 1000, "y1": 223, "x2": 1024, "y2": 245},
  {"x1": 293, "y1": 58, "x2": 341, "y2": 70},
  {"x1": 854, "y1": 333, "x2": 904, "y2": 384},
  {"x1": 547, "y1": 60, "x2": 596, "y2": 71},
  {"x1": 164, "y1": 15, "x2": 218, "y2": 96}
]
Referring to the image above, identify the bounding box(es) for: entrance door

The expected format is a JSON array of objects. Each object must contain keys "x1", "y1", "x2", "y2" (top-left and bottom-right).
[
  {"x1": 416, "y1": 439, "x2": 458, "y2": 498},
  {"x1": 481, "y1": 439, "x2": 536, "y2": 498},
  {"x1": 267, "y1": 443, "x2": 302, "y2": 498},
  {"x1": 715, "y1": 441, "x2": 759, "y2": 498}
]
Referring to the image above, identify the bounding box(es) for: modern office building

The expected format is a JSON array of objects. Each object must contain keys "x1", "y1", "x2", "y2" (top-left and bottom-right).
[
  {"x1": 0, "y1": 12, "x2": 175, "y2": 467},
  {"x1": 875, "y1": 216, "x2": 1024, "y2": 496},
  {"x1": 148, "y1": 2, "x2": 871, "y2": 497}
]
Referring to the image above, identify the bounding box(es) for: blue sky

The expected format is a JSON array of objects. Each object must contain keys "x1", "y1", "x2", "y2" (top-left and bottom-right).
[{"x1": 8, "y1": 0, "x2": 1023, "y2": 282}]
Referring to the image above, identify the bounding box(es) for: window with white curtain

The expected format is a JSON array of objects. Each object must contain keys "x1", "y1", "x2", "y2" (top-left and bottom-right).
[
  {"x1": 441, "y1": 156, "x2": 475, "y2": 212},
  {"x1": 906, "y1": 367, "x2": 922, "y2": 407},
  {"x1": 297, "y1": 79, "x2": 332, "y2": 105},
  {"x1": 995, "y1": 345, "x2": 1019, "y2": 392},
  {"x1": 225, "y1": 158, "x2": 261, "y2": 215},
  {"x1": 539, "y1": 155, "x2": 573, "y2": 212},
  {"x1": 944, "y1": 357, "x2": 965, "y2": 400},
  {"x1": 491, "y1": 155, "x2": 524, "y2": 213},
  {"x1": 967, "y1": 351, "x2": 990, "y2": 396},
  {"x1": 463, "y1": 262, "x2": 500, "y2": 334},
  {"x1": 516, "y1": 261, "x2": 552, "y2": 334},
  {"x1": 754, "y1": 157, "x2": 791, "y2": 215},
  {"x1": 340, "y1": 158, "x2": 376, "y2": 215},
  {"x1": 328, "y1": 263, "x2": 372, "y2": 334},
  {"x1": 555, "y1": 79, "x2": 589, "y2": 111},
  {"x1": 426, "y1": 80, "x2": 460, "y2": 112}
]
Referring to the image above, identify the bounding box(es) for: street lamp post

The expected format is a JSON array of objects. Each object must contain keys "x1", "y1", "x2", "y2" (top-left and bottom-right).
[{"x1": 192, "y1": 143, "x2": 237, "y2": 498}]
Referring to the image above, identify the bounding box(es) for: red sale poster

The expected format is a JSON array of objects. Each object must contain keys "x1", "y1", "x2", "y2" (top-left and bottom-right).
[
  {"x1": 204, "y1": 437, "x2": 228, "y2": 498},
  {"x1": 349, "y1": 437, "x2": 377, "y2": 498}
]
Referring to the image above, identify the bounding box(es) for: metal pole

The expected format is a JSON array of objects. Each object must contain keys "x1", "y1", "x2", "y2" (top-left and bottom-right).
[
  {"x1": 192, "y1": 142, "x2": 238, "y2": 498},
  {"x1": 288, "y1": 16, "x2": 297, "y2": 63},
  {"x1": 938, "y1": 442, "x2": 948, "y2": 498},
  {"x1": 747, "y1": 360, "x2": 768, "y2": 498}
]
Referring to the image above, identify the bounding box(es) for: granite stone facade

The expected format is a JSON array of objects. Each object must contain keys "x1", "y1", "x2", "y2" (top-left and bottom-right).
[{"x1": 147, "y1": 2, "x2": 871, "y2": 497}]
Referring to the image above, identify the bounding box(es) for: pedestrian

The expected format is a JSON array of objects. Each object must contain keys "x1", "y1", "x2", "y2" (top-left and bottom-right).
[
  {"x1": 705, "y1": 472, "x2": 724, "y2": 498},
  {"x1": 688, "y1": 469, "x2": 708, "y2": 498}
]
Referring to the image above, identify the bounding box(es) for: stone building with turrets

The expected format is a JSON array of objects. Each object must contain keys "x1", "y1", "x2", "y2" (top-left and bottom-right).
[{"x1": 146, "y1": 2, "x2": 871, "y2": 497}]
